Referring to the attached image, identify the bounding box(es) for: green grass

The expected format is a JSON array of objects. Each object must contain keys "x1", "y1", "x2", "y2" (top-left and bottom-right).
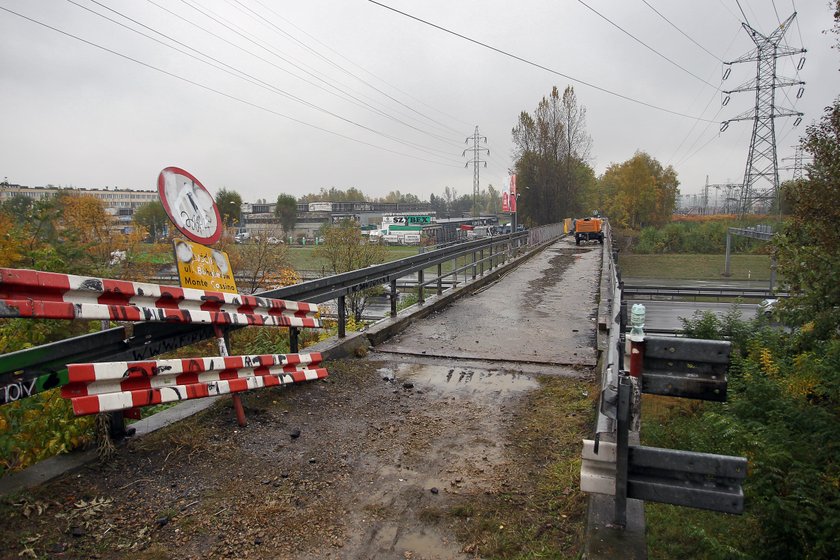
[
  {"x1": 285, "y1": 246, "x2": 419, "y2": 273},
  {"x1": 446, "y1": 376, "x2": 597, "y2": 558},
  {"x1": 619, "y1": 253, "x2": 775, "y2": 281}
]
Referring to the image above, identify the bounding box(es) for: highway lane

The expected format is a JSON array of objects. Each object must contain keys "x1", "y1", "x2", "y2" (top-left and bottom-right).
[{"x1": 630, "y1": 300, "x2": 762, "y2": 333}]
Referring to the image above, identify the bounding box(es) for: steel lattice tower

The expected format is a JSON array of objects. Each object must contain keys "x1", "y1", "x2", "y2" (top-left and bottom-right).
[
  {"x1": 721, "y1": 12, "x2": 805, "y2": 216},
  {"x1": 463, "y1": 126, "x2": 489, "y2": 218}
]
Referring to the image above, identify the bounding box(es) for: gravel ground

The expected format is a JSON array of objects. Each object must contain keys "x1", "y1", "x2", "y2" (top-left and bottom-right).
[{"x1": 0, "y1": 356, "x2": 595, "y2": 560}]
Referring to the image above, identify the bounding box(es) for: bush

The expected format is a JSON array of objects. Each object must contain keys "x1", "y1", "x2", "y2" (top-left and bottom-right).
[
  {"x1": 0, "y1": 389, "x2": 95, "y2": 475},
  {"x1": 632, "y1": 220, "x2": 766, "y2": 254},
  {"x1": 646, "y1": 313, "x2": 840, "y2": 559}
]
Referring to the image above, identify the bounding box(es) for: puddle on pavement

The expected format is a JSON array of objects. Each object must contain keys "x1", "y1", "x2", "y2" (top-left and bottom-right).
[
  {"x1": 397, "y1": 529, "x2": 462, "y2": 559},
  {"x1": 381, "y1": 363, "x2": 540, "y2": 395}
]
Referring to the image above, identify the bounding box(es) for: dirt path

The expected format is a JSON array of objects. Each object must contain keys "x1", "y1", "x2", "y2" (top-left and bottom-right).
[{"x1": 0, "y1": 238, "x2": 601, "y2": 559}]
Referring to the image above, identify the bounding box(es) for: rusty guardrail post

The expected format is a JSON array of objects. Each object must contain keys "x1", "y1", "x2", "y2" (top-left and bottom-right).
[
  {"x1": 390, "y1": 279, "x2": 398, "y2": 317},
  {"x1": 213, "y1": 324, "x2": 247, "y2": 427},
  {"x1": 417, "y1": 269, "x2": 425, "y2": 304},
  {"x1": 289, "y1": 326, "x2": 300, "y2": 352},
  {"x1": 437, "y1": 263, "x2": 443, "y2": 295},
  {"x1": 337, "y1": 295, "x2": 346, "y2": 338}
]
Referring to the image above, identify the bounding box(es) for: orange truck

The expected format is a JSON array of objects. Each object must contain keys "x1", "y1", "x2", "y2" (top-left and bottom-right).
[{"x1": 573, "y1": 217, "x2": 604, "y2": 245}]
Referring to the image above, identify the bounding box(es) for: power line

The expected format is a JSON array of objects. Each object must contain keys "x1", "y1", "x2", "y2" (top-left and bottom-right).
[
  {"x1": 0, "y1": 4, "x2": 465, "y2": 169},
  {"x1": 771, "y1": 0, "x2": 782, "y2": 24},
  {"x1": 717, "y1": 0, "x2": 743, "y2": 24},
  {"x1": 70, "y1": 0, "x2": 461, "y2": 161},
  {"x1": 237, "y1": 0, "x2": 471, "y2": 137},
  {"x1": 734, "y1": 0, "x2": 751, "y2": 27},
  {"x1": 154, "y1": 0, "x2": 463, "y2": 149},
  {"x1": 577, "y1": 0, "x2": 718, "y2": 88},
  {"x1": 640, "y1": 0, "x2": 722, "y2": 62},
  {"x1": 211, "y1": 0, "x2": 466, "y2": 145},
  {"x1": 792, "y1": 0, "x2": 804, "y2": 46},
  {"x1": 366, "y1": 0, "x2": 717, "y2": 123},
  {"x1": 667, "y1": 27, "x2": 743, "y2": 165}
]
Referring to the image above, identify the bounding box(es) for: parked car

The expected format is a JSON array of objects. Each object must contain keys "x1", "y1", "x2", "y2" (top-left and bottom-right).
[
  {"x1": 267, "y1": 236, "x2": 283, "y2": 245},
  {"x1": 758, "y1": 298, "x2": 778, "y2": 317}
]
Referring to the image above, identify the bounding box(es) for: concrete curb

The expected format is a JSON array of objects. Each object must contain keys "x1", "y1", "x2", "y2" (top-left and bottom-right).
[{"x1": 0, "y1": 239, "x2": 559, "y2": 497}]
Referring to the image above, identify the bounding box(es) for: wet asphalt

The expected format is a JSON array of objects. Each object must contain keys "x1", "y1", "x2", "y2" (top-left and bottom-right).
[{"x1": 374, "y1": 236, "x2": 602, "y2": 370}]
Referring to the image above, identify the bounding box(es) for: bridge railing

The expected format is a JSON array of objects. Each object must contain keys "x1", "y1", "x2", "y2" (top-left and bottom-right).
[{"x1": 1, "y1": 225, "x2": 564, "y2": 407}]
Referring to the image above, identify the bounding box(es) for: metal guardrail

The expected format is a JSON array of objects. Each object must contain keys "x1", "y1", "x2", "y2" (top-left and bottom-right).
[
  {"x1": 642, "y1": 337, "x2": 730, "y2": 401},
  {"x1": 582, "y1": 440, "x2": 746, "y2": 514},
  {"x1": 624, "y1": 285, "x2": 787, "y2": 300},
  {"x1": 582, "y1": 221, "x2": 748, "y2": 539},
  {"x1": 0, "y1": 225, "x2": 562, "y2": 405}
]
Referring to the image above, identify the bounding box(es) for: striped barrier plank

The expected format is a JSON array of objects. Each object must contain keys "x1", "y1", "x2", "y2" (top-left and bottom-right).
[
  {"x1": 0, "y1": 268, "x2": 320, "y2": 328},
  {"x1": 61, "y1": 352, "x2": 327, "y2": 415}
]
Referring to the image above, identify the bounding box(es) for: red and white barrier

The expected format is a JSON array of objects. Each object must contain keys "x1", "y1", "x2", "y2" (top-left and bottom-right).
[
  {"x1": 61, "y1": 352, "x2": 327, "y2": 415},
  {"x1": 0, "y1": 268, "x2": 319, "y2": 328}
]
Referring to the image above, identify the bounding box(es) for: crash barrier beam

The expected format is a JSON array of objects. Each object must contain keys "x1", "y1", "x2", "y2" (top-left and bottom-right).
[
  {"x1": 623, "y1": 285, "x2": 787, "y2": 300},
  {"x1": 642, "y1": 336, "x2": 730, "y2": 401},
  {"x1": 581, "y1": 440, "x2": 747, "y2": 514},
  {"x1": 61, "y1": 353, "x2": 327, "y2": 416},
  {"x1": 0, "y1": 268, "x2": 325, "y2": 424},
  {"x1": 0, "y1": 268, "x2": 319, "y2": 328}
]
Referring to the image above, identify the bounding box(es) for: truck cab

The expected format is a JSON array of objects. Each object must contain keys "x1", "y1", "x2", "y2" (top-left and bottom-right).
[{"x1": 574, "y1": 217, "x2": 604, "y2": 245}]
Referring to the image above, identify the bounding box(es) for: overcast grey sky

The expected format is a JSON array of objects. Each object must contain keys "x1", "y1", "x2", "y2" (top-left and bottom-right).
[{"x1": 1, "y1": 1, "x2": 837, "y2": 203}]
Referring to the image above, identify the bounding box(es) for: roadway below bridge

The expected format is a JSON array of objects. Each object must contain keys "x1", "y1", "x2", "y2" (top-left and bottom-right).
[
  {"x1": 0, "y1": 236, "x2": 603, "y2": 560},
  {"x1": 623, "y1": 277, "x2": 770, "y2": 333},
  {"x1": 631, "y1": 300, "x2": 762, "y2": 333}
]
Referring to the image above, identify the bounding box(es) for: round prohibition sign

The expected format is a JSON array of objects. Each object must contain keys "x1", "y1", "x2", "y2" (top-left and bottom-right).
[{"x1": 157, "y1": 167, "x2": 222, "y2": 245}]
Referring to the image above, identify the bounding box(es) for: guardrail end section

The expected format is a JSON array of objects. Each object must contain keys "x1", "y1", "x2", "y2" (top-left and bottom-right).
[{"x1": 581, "y1": 439, "x2": 617, "y2": 496}]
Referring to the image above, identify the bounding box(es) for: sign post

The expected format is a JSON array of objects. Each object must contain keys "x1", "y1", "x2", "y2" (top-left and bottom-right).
[
  {"x1": 510, "y1": 174, "x2": 518, "y2": 233},
  {"x1": 156, "y1": 167, "x2": 246, "y2": 426}
]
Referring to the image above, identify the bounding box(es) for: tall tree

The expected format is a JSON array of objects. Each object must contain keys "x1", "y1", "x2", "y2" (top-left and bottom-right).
[
  {"x1": 132, "y1": 200, "x2": 168, "y2": 241},
  {"x1": 215, "y1": 188, "x2": 243, "y2": 227},
  {"x1": 598, "y1": 151, "x2": 678, "y2": 229},
  {"x1": 0, "y1": 195, "x2": 33, "y2": 226},
  {"x1": 429, "y1": 193, "x2": 446, "y2": 216},
  {"x1": 230, "y1": 227, "x2": 292, "y2": 294},
  {"x1": 315, "y1": 220, "x2": 385, "y2": 320},
  {"x1": 512, "y1": 85, "x2": 594, "y2": 225},
  {"x1": 484, "y1": 184, "x2": 501, "y2": 215},
  {"x1": 300, "y1": 187, "x2": 368, "y2": 203},
  {"x1": 274, "y1": 194, "x2": 298, "y2": 236},
  {"x1": 774, "y1": 99, "x2": 840, "y2": 336}
]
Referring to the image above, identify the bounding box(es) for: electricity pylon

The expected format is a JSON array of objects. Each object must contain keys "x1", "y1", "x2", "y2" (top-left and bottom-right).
[
  {"x1": 721, "y1": 12, "x2": 805, "y2": 216},
  {"x1": 463, "y1": 126, "x2": 489, "y2": 218},
  {"x1": 781, "y1": 145, "x2": 810, "y2": 181}
]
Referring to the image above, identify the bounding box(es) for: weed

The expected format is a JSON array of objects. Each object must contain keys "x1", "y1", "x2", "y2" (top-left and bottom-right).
[{"x1": 447, "y1": 376, "x2": 596, "y2": 559}]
